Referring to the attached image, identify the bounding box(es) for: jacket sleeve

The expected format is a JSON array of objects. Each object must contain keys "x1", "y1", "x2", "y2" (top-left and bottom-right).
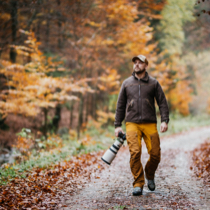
[
  {"x1": 114, "y1": 81, "x2": 127, "y2": 128},
  {"x1": 155, "y1": 81, "x2": 170, "y2": 123}
]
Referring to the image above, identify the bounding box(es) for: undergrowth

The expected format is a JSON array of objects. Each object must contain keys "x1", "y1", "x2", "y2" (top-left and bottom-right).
[{"x1": 1, "y1": 113, "x2": 210, "y2": 185}]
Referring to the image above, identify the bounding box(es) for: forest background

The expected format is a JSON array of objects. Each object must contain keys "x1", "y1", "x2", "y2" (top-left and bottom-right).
[{"x1": 0, "y1": 0, "x2": 210, "y2": 169}]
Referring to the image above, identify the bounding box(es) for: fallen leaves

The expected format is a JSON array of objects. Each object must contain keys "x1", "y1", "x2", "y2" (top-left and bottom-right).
[
  {"x1": 0, "y1": 151, "x2": 106, "y2": 209},
  {"x1": 191, "y1": 138, "x2": 210, "y2": 183}
]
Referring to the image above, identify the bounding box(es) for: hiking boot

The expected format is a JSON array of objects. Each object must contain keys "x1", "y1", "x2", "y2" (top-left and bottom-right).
[
  {"x1": 132, "y1": 187, "x2": 143, "y2": 196},
  {"x1": 147, "y1": 179, "x2": 155, "y2": 191}
]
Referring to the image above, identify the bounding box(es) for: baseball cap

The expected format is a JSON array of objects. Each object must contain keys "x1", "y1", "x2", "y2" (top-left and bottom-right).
[{"x1": 132, "y1": 55, "x2": 148, "y2": 65}]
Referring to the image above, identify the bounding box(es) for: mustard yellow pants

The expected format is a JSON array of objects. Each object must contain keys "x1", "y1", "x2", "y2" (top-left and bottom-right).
[{"x1": 126, "y1": 122, "x2": 161, "y2": 188}]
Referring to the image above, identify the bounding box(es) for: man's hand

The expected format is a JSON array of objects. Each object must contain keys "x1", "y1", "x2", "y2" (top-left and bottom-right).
[
  {"x1": 115, "y1": 127, "x2": 124, "y2": 137},
  {"x1": 160, "y1": 122, "x2": 168, "y2": 133}
]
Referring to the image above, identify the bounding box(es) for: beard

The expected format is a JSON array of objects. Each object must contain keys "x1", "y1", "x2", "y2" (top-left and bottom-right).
[{"x1": 134, "y1": 68, "x2": 146, "y2": 74}]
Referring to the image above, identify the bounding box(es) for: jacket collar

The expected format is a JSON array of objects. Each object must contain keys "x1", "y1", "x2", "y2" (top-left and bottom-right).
[{"x1": 132, "y1": 71, "x2": 149, "y2": 82}]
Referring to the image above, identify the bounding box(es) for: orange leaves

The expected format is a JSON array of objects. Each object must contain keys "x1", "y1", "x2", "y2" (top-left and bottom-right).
[
  {"x1": 78, "y1": 134, "x2": 94, "y2": 146},
  {"x1": 97, "y1": 69, "x2": 120, "y2": 92},
  {"x1": 15, "y1": 136, "x2": 32, "y2": 153},
  {"x1": 87, "y1": 20, "x2": 104, "y2": 28},
  {"x1": 0, "y1": 31, "x2": 94, "y2": 118},
  {"x1": 170, "y1": 81, "x2": 192, "y2": 115},
  {"x1": 104, "y1": 0, "x2": 138, "y2": 22},
  {"x1": 0, "y1": 151, "x2": 106, "y2": 209},
  {"x1": 150, "y1": 53, "x2": 193, "y2": 115},
  {"x1": 137, "y1": 0, "x2": 165, "y2": 18},
  {"x1": 97, "y1": 110, "x2": 115, "y2": 124},
  {"x1": 94, "y1": 0, "x2": 154, "y2": 60},
  {"x1": 191, "y1": 139, "x2": 210, "y2": 180},
  {"x1": 101, "y1": 39, "x2": 115, "y2": 46},
  {"x1": 117, "y1": 21, "x2": 154, "y2": 56}
]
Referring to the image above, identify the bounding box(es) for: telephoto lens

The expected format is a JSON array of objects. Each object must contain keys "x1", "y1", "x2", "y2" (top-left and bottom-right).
[{"x1": 101, "y1": 132, "x2": 126, "y2": 165}]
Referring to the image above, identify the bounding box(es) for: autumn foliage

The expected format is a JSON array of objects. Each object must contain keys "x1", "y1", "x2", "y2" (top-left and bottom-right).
[
  {"x1": 0, "y1": 0, "x2": 209, "y2": 148},
  {"x1": 0, "y1": 151, "x2": 106, "y2": 209},
  {"x1": 0, "y1": 0, "x2": 156, "y2": 144},
  {"x1": 0, "y1": 31, "x2": 93, "y2": 118},
  {"x1": 191, "y1": 139, "x2": 210, "y2": 185}
]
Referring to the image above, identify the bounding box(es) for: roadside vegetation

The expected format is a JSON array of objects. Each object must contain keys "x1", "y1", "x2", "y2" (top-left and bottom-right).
[
  {"x1": 191, "y1": 138, "x2": 210, "y2": 185},
  {"x1": 1, "y1": 113, "x2": 210, "y2": 186}
]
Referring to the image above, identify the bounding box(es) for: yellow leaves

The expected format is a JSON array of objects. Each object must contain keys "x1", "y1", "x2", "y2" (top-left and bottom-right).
[
  {"x1": 101, "y1": 39, "x2": 114, "y2": 46},
  {"x1": 0, "y1": 59, "x2": 11, "y2": 67},
  {"x1": 14, "y1": 46, "x2": 33, "y2": 56},
  {"x1": 0, "y1": 32, "x2": 95, "y2": 118},
  {"x1": 69, "y1": 130, "x2": 77, "y2": 139},
  {"x1": 49, "y1": 93, "x2": 78, "y2": 102},
  {"x1": 5, "y1": 63, "x2": 25, "y2": 72},
  {"x1": 15, "y1": 136, "x2": 31, "y2": 150},
  {"x1": 88, "y1": 21, "x2": 102, "y2": 28},
  {"x1": 1, "y1": 163, "x2": 10, "y2": 169},
  {"x1": 105, "y1": 0, "x2": 138, "y2": 22},
  {"x1": 24, "y1": 85, "x2": 40, "y2": 91},
  {"x1": 97, "y1": 110, "x2": 115, "y2": 124},
  {"x1": 169, "y1": 80, "x2": 192, "y2": 115},
  {"x1": 38, "y1": 101, "x2": 56, "y2": 108},
  {"x1": 97, "y1": 84, "x2": 106, "y2": 91},
  {"x1": 0, "y1": 100, "x2": 37, "y2": 117},
  {"x1": 116, "y1": 21, "x2": 154, "y2": 55},
  {"x1": 37, "y1": 12, "x2": 44, "y2": 17},
  {"x1": 97, "y1": 69, "x2": 120, "y2": 92},
  {"x1": 78, "y1": 134, "x2": 93, "y2": 146}
]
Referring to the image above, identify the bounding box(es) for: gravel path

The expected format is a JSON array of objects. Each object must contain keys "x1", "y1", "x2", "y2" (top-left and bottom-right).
[{"x1": 60, "y1": 126, "x2": 210, "y2": 210}]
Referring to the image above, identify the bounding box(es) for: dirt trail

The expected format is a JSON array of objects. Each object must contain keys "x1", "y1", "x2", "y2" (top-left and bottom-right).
[{"x1": 60, "y1": 127, "x2": 210, "y2": 210}]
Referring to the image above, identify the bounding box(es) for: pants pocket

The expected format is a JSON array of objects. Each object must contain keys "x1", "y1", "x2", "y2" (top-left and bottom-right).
[
  {"x1": 150, "y1": 132, "x2": 161, "y2": 161},
  {"x1": 126, "y1": 131, "x2": 140, "y2": 155}
]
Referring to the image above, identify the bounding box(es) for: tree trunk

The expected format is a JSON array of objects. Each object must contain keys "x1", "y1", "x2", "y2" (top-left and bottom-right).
[
  {"x1": 90, "y1": 93, "x2": 95, "y2": 119},
  {"x1": 85, "y1": 94, "x2": 89, "y2": 123},
  {"x1": 93, "y1": 93, "x2": 97, "y2": 120},
  {"x1": 37, "y1": 19, "x2": 41, "y2": 41},
  {"x1": 45, "y1": 6, "x2": 50, "y2": 52},
  {"x1": 69, "y1": 100, "x2": 74, "y2": 130},
  {"x1": 10, "y1": 0, "x2": 18, "y2": 63},
  {"x1": 43, "y1": 108, "x2": 48, "y2": 139},
  {"x1": 57, "y1": 0, "x2": 62, "y2": 49},
  {"x1": 52, "y1": 104, "x2": 61, "y2": 133},
  {"x1": 77, "y1": 94, "x2": 84, "y2": 139}
]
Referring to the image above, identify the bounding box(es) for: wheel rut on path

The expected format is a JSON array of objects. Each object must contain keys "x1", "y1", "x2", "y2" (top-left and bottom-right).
[{"x1": 60, "y1": 127, "x2": 210, "y2": 210}]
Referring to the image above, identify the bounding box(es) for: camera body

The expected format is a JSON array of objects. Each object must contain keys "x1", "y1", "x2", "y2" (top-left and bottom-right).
[{"x1": 101, "y1": 132, "x2": 126, "y2": 165}]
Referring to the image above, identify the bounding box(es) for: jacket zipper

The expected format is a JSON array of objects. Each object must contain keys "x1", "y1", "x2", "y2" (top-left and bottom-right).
[{"x1": 139, "y1": 80, "x2": 141, "y2": 120}]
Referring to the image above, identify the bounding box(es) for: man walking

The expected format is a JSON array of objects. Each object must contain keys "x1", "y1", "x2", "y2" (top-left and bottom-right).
[{"x1": 114, "y1": 55, "x2": 169, "y2": 196}]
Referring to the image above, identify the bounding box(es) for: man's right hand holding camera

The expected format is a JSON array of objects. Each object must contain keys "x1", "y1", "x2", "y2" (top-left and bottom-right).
[{"x1": 115, "y1": 127, "x2": 124, "y2": 137}]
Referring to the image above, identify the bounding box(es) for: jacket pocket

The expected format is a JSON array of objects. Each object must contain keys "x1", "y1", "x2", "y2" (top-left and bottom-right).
[{"x1": 127, "y1": 99, "x2": 134, "y2": 112}]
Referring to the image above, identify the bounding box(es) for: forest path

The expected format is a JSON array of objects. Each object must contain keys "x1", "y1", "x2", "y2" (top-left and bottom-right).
[{"x1": 60, "y1": 126, "x2": 210, "y2": 210}]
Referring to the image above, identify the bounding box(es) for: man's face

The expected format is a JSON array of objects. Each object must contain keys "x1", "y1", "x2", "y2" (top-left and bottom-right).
[{"x1": 133, "y1": 59, "x2": 147, "y2": 74}]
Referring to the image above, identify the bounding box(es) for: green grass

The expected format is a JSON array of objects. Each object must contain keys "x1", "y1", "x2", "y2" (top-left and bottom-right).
[
  {"x1": 0, "y1": 133, "x2": 112, "y2": 185},
  {"x1": 157, "y1": 113, "x2": 210, "y2": 137}
]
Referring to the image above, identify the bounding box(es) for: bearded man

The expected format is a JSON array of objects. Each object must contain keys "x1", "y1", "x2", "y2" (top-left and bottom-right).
[{"x1": 114, "y1": 55, "x2": 169, "y2": 196}]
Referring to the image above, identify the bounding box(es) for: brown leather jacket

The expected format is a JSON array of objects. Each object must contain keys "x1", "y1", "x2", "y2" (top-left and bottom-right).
[{"x1": 114, "y1": 72, "x2": 169, "y2": 127}]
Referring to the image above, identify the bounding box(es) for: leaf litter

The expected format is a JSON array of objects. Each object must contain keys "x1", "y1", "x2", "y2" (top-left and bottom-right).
[{"x1": 0, "y1": 151, "x2": 106, "y2": 209}]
